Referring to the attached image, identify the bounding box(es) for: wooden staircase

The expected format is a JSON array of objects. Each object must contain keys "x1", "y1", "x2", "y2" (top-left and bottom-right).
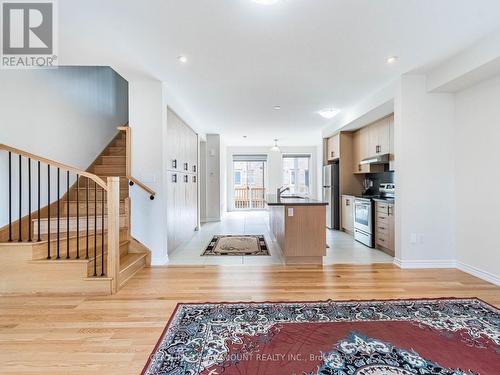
[{"x1": 0, "y1": 127, "x2": 152, "y2": 295}]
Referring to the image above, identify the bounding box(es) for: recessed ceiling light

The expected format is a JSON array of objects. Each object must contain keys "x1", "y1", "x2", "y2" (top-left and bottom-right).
[
  {"x1": 317, "y1": 108, "x2": 340, "y2": 119},
  {"x1": 274, "y1": 105, "x2": 281, "y2": 110},
  {"x1": 177, "y1": 55, "x2": 188, "y2": 63},
  {"x1": 253, "y1": 0, "x2": 280, "y2": 5},
  {"x1": 387, "y1": 56, "x2": 399, "y2": 64}
]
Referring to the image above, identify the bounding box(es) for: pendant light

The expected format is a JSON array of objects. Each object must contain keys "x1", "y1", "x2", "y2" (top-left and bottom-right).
[{"x1": 270, "y1": 139, "x2": 280, "y2": 152}]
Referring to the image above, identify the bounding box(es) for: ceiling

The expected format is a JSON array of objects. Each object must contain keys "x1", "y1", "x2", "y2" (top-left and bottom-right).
[{"x1": 60, "y1": 0, "x2": 500, "y2": 146}]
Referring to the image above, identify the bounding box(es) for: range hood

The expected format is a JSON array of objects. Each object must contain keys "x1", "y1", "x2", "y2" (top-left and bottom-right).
[{"x1": 360, "y1": 153, "x2": 390, "y2": 165}]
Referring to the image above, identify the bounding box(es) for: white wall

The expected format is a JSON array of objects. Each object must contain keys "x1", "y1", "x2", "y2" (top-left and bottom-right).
[
  {"x1": 394, "y1": 75, "x2": 456, "y2": 266},
  {"x1": 220, "y1": 138, "x2": 227, "y2": 217},
  {"x1": 225, "y1": 145, "x2": 319, "y2": 211},
  {"x1": 0, "y1": 67, "x2": 128, "y2": 227},
  {"x1": 454, "y1": 75, "x2": 500, "y2": 282},
  {"x1": 128, "y1": 81, "x2": 167, "y2": 265}
]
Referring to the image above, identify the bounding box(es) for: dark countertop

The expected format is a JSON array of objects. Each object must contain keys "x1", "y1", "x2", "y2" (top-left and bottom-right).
[
  {"x1": 343, "y1": 193, "x2": 395, "y2": 204},
  {"x1": 266, "y1": 194, "x2": 328, "y2": 206},
  {"x1": 372, "y1": 197, "x2": 395, "y2": 204}
]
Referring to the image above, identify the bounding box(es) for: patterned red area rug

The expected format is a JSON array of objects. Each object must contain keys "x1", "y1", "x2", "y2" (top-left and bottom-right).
[{"x1": 142, "y1": 298, "x2": 500, "y2": 375}]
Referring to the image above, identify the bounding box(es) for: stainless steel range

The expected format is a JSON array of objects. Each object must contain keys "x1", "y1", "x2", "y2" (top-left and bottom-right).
[{"x1": 354, "y1": 183, "x2": 394, "y2": 247}]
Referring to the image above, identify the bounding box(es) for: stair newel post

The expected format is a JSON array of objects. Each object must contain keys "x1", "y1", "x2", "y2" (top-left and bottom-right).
[{"x1": 106, "y1": 177, "x2": 120, "y2": 294}]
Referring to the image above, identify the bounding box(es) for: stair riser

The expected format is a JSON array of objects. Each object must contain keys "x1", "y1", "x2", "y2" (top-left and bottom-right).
[
  {"x1": 93, "y1": 165, "x2": 126, "y2": 176},
  {"x1": 119, "y1": 256, "x2": 147, "y2": 288},
  {"x1": 113, "y1": 139, "x2": 126, "y2": 147},
  {"x1": 70, "y1": 189, "x2": 128, "y2": 200},
  {"x1": 61, "y1": 202, "x2": 126, "y2": 216},
  {"x1": 31, "y1": 229, "x2": 129, "y2": 260},
  {"x1": 99, "y1": 156, "x2": 126, "y2": 165},
  {"x1": 33, "y1": 215, "x2": 128, "y2": 235},
  {"x1": 86, "y1": 242, "x2": 129, "y2": 277},
  {"x1": 78, "y1": 177, "x2": 128, "y2": 187},
  {"x1": 104, "y1": 147, "x2": 125, "y2": 156}
]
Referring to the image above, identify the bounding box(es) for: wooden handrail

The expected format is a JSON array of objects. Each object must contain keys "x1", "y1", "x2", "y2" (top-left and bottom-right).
[
  {"x1": 116, "y1": 126, "x2": 156, "y2": 200},
  {"x1": 0, "y1": 144, "x2": 108, "y2": 190},
  {"x1": 128, "y1": 176, "x2": 156, "y2": 200}
]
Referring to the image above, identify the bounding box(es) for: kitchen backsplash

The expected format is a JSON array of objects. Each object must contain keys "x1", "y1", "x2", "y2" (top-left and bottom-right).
[{"x1": 363, "y1": 171, "x2": 394, "y2": 194}]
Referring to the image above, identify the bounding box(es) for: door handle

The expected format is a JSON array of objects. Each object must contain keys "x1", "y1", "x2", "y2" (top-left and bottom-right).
[
  {"x1": 171, "y1": 174, "x2": 177, "y2": 183},
  {"x1": 184, "y1": 162, "x2": 188, "y2": 171},
  {"x1": 172, "y1": 159, "x2": 177, "y2": 169}
]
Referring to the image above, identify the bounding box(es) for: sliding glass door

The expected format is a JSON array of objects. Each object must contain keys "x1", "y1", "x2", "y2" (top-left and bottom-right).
[{"x1": 233, "y1": 156, "x2": 266, "y2": 210}]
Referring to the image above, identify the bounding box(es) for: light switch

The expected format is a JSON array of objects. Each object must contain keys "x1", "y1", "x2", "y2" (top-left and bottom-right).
[{"x1": 287, "y1": 208, "x2": 294, "y2": 217}]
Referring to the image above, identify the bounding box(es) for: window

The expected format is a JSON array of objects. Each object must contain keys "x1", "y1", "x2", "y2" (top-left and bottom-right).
[
  {"x1": 282, "y1": 155, "x2": 311, "y2": 195},
  {"x1": 234, "y1": 171, "x2": 242, "y2": 186}
]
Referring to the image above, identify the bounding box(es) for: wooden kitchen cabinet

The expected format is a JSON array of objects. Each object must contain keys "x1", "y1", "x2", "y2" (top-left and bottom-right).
[
  {"x1": 341, "y1": 195, "x2": 354, "y2": 234},
  {"x1": 327, "y1": 134, "x2": 340, "y2": 161},
  {"x1": 352, "y1": 115, "x2": 393, "y2": 173},
  {"x1": 375, "y1": 201, "x2": 395, "y2": 256},
  {"x1": 371, "y1": 118, "x2": 391, "y2": 155}
]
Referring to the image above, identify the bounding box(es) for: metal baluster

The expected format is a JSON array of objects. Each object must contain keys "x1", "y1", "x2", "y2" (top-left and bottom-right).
[
  {"x1": 18, "y1": 155, "x2": 22, "y2": 241},
  {"x1": 76, "y1": 174, "x2": 80, "y2": 259},
  {"x1": 56, "y1": 168, "x2": 60, "y2": 258},
  {"x1": 8, "y1": 152, "x2": 12, "y2": 242},
  {"x1": 66, "y1": 170, "x2": 70, "y2": 259},
  {"x1": 37, "y1": 161, "x2": 41, "y2": 242},
  {"x1": 47, "y1": 165, "x2": 51, "y2": 259},
  {"x1": 101, "y1": 187, "x2": 105, "y2": 276},
  {"x1": 86, "y1": 178, "x2": 89, "y2": 259},
  {"x1": 94, "y1": 181, "x2": 97, "y2": 276},
  {"x1": 28, "y1": 158, "x2": 32, "y2": 242}
]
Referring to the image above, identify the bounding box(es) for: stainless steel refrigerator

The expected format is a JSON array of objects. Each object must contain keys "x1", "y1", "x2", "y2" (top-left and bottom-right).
[{"x1": 322, "y1": 162, "x2": 340, "y2": 229}]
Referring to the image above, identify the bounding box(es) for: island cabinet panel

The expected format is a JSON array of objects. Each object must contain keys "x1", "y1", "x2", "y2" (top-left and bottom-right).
[
  {"x1": 269, "y1": 203, "x2": 326, "y2": 264},
  {"x1": 269, "y1": 206, "x2": 285, "y2": 251}
]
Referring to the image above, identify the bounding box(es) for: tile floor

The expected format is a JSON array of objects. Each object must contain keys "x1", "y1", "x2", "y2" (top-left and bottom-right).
[{"x1": 168, "y1": 210, "x2": 394, "y2": 265}]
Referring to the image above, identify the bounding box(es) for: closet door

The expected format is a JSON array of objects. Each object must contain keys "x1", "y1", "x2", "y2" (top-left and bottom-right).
[
  {"x1": 189, "y1": 174, "x2": 198, "y2": 230},
  {"x1": 167, "y1": 171, "x2": 178, "y2": 251}
]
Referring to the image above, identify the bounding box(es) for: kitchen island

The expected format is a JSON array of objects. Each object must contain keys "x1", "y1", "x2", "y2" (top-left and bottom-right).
[{"x1": 266, "y1": 194, "x2": 328, "y2": 264}]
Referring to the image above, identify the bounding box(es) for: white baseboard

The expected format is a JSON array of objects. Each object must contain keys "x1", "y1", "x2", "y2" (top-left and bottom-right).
[
  {"x1": 393, "y1": 258, "x2": 500, "y2": 286},
  {"x1": 151, "y1": 254, "x2": 169, "y2": 266},
  {"x1": 393, "y1": 258, "x2": 456, "y2": 269},
  {"x1": 204, "y1": 217, "x2": 221, "y2": 222},
  {"x1": 456, "y1": 261, "x2": 500, "y2": 286}
]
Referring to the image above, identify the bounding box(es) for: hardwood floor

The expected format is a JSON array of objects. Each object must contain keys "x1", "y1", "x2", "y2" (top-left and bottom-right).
[{"x1": 1, "y1": 264, "x2": 499, "y2": 375}]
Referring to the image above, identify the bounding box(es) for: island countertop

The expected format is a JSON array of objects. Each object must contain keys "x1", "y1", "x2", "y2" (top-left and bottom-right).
[{"x1": 265, "y1": 194, "x2": 329, "y2": 206}]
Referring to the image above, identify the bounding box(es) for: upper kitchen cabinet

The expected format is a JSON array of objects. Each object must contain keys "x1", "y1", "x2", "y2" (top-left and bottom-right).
[
  {"x1": 371, "y1": 117, "x2": 391, "y2": 155},
  {"x1": 352, "y1": 114, "x2": 394, "y2": 173},
  {"x1": 327, "y1": 134, "x2": 340, "y2": 161}
]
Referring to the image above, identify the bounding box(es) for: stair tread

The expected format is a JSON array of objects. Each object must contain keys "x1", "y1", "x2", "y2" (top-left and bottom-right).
[{"x1": 120, "y1": 252, "x2": 147, "y2": 271}]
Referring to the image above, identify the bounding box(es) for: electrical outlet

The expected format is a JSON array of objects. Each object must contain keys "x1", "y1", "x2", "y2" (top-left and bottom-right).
[
  {"x1": 410, "y1": 233, "x2": 418, "y2": 244},
  {"x1": 287, "y1": 208, "x2": 294, "y2": 217}
]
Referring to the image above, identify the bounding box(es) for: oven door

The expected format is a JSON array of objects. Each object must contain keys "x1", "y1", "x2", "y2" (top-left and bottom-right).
[{"x1": 354, "y1": 199, "x2": 372, "y2": 234}]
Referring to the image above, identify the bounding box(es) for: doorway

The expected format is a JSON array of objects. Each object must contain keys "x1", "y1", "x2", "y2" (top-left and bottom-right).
[{"x1": 233, "y1": 159, "x2": 266, "y2": 210}]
